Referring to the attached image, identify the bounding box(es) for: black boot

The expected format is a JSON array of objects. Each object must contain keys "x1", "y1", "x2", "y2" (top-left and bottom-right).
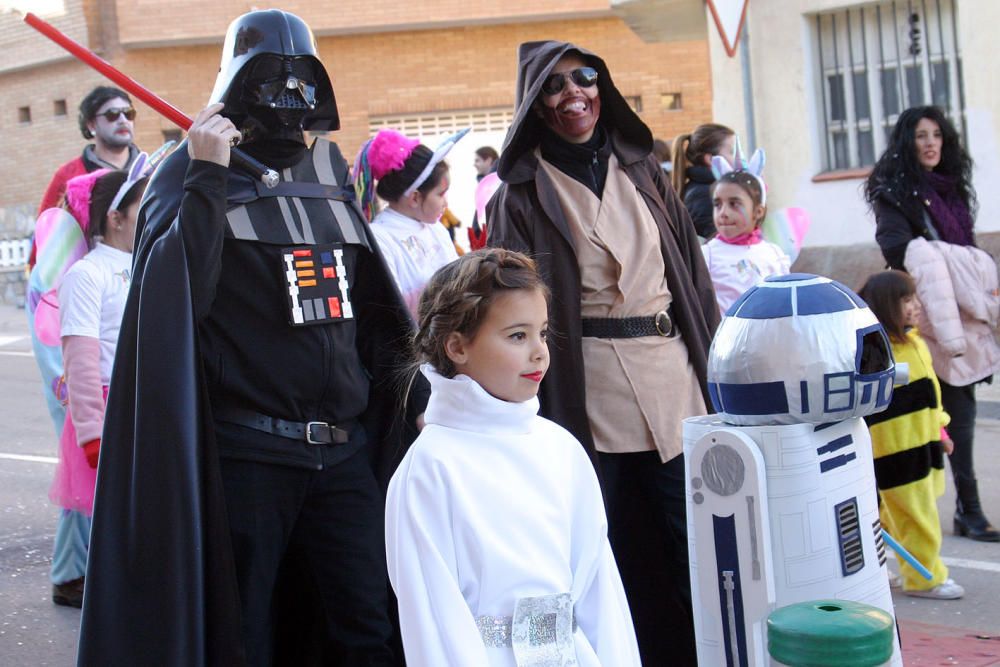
[
  {"x1": 52, "y1": 576, "x2": 84, "y2": 608},
  {"x1": 954, "y1": 479, "x2": 1000, "y2": 542}
]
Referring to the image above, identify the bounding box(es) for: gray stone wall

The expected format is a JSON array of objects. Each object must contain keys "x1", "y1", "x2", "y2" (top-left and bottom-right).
[{"x1": 0, "y1": 203, "x2": 36, "y2": 306}]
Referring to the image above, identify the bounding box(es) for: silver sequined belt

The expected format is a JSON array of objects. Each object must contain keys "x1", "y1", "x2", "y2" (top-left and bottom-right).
[{"x1": 475, "y1": 593, "x2": 577, "y2": 665}]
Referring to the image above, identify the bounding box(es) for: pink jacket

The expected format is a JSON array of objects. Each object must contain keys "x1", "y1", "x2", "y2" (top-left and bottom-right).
[{"x1": 904, "y1": 237, "x2": 1000, "y2": 386}]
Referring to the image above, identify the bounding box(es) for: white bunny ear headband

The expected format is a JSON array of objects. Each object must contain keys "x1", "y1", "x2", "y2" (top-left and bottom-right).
[
  {"x1": 108, "y1": 140, "x2": 176, "y2": 212},
  {"x1": 711, "y1": 136, "x2": 767, "y2": 206},
  {"x1": 403, "y1": 127, "x2": 471, "y2": 197}
]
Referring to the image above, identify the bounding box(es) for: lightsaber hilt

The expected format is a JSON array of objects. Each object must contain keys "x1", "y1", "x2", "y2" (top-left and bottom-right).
[{"x1": 23, "y1": 12, "x2": 279, "y2": 188}]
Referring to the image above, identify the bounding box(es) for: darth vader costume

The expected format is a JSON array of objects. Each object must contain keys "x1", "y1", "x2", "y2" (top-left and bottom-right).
[{"x1": 78, "y1": 11, "x2": 421, "y2": 666}]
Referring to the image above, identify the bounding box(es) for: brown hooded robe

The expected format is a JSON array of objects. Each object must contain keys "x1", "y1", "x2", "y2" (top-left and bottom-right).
[{"x1": 487, "y1": 40, "x2": 720, "y2": 458}]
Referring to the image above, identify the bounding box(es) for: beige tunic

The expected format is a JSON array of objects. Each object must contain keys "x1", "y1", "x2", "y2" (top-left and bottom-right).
[{"x1": 538, "y1": 152, "x2": 705, "y2": 461}]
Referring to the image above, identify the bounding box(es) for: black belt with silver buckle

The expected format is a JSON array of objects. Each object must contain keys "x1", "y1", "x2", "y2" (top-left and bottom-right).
[
  {"x1": 581, "y1": 308, "x2": 675, "y2": 339},
  {"x1": 213, "y1": 405, "x2": 351, "y2": 445}
]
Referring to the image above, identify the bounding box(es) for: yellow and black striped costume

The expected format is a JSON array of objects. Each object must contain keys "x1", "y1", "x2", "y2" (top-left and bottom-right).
[{"x1": 865, "y1": 329, "x2": 950, "y2": 590}]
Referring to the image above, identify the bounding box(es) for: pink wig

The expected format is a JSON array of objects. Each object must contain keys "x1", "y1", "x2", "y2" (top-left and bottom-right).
[
  {"x1": 366, "y1": 130, "x2": 419, "y2": 180},
  {"x1": 64, "y1": 168, "x2": 113, "y2": 232}
]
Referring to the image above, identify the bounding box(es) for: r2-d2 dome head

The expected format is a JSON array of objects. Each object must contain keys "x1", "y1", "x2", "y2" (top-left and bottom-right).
[{"x1": 708, "y1": 274, "x2": 895, "y2": 426}]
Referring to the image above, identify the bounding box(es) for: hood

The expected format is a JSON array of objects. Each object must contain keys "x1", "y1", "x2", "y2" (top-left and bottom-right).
[{"x1": 497, "y1": 40, "x2": 652, "y2": 183}]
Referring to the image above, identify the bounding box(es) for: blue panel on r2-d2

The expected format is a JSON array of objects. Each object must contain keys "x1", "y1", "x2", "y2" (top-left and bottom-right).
[{"x1": 684, "y1": 274, "x2": 903, "y2": 666}]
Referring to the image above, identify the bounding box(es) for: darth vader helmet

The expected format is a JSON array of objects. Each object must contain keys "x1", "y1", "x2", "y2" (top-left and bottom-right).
[{"x1": 209, "y1": 9, "x2": 339, "y2": 143}]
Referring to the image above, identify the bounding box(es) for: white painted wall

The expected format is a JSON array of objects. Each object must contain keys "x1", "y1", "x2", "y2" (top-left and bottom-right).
[{"x1": 706, "y1": 0, "x2": 1000, "y2": 248}]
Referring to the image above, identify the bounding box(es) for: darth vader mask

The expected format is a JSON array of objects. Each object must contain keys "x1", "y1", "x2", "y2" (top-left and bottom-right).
[
  {"x1": 241, "y1": 55, "x2": 320, "y2": 141},
  {"x1": 209, "y1": 10, "x2": 339, "y2": 145}
]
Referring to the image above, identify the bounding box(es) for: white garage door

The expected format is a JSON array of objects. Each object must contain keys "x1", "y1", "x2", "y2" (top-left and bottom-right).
[{"x1": 368, "y1": 108, "x2": 514, "y2": 250}]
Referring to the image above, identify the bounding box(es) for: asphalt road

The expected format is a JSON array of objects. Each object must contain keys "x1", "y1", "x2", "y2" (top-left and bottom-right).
[{"x1": 0, "y1": 301, "x2": 997, "y2": 665}]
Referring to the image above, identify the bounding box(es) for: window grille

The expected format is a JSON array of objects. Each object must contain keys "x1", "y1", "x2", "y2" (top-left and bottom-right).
[
  {"x1": 368, "y1": 108, "x2": 514, "y2": 137},
  {"x1": 813, "y1": 0, "x2": 964, "y2": 172}
]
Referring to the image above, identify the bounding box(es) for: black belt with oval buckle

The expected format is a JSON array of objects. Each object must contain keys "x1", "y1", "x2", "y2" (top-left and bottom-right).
[
  {"x1": 581, "y1": 308, "x2": 675, "y2": 339},
  {"x1": 213, "y1": 405, "x2": 351, "y2": 445}
]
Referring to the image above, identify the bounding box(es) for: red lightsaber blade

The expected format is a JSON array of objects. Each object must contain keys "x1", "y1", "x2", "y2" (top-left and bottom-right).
[{"x1": 23, "y1": 12, "x2": 279, "y2": 188}]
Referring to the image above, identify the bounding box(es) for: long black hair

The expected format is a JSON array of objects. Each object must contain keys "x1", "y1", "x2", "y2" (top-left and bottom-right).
[{"x1": 864, "y1": 106, "x2": 975, "y2": 219}]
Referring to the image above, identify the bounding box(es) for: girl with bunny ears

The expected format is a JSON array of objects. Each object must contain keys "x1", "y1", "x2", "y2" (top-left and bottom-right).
[
  {"x1": 700, "y1": 141, "x2": 791, "y2": 315},
  {"x1": 354, "y1": 128, "x2": 468, "y2": 318},
  {"x1": 50, "y1": 158, "x2": 151, "y2": 607}
]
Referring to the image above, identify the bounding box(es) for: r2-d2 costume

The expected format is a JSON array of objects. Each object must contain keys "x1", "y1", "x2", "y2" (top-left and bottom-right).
[{"x1": 683, "y1": 274, "x2": 903, "y2": 666}]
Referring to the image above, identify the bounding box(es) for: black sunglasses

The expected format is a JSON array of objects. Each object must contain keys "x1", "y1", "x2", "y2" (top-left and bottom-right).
[
  {"x1": 98, "y1": 107, "x2": 136, "y2": 122},
  {"x1": 541, "y1": 67, "x2": 599, "y2": 96}
]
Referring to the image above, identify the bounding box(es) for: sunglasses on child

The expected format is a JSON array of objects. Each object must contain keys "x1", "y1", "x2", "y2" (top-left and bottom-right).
[
  {"x1": 97, "y1": 107, "x2": 136, "y2": 122},
  {"x1": 541, "y1": 67, "x2": 599, "y2": 96}
]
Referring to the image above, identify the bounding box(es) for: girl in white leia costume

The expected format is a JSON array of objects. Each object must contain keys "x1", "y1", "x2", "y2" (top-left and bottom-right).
[{"x1": 385, "y1": 248, "x2": 641, "y2": 666}]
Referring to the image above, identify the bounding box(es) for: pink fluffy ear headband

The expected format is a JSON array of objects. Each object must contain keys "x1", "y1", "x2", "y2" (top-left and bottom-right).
[
  {"x1": 352, "y1": 127, "x2": 470, "y2": 221},
  {"x1": 366, "y1": 130, "x2": 420, "y2": 180},
  {"x1": 63, "y1": 142, "x2": 174, "y2": 231},
  {"x1": 64, "y1": 168, "x2": 113, "y2": 232},
  {"x1": 711, "y1": 136, "x2": 767, "y2": 205},
  {"x1": 353, "y1": 129, "x2": 420, "y2": 221}
]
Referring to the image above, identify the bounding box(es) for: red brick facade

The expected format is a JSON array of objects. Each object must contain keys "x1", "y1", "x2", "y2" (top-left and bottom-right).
[{"x1": 0, "y1": 0, "x2": 712, "y2": 213}]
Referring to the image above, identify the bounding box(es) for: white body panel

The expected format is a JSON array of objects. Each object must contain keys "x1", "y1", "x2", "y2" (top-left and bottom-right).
[{"x1": 684, "y1": 415, "x2": 901, "y2": 666}]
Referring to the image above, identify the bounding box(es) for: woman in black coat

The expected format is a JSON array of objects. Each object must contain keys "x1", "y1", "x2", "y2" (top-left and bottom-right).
[
  {"x1": 866, "y1": 105, "x2": 998, "y2": 542},
  {"x1": 670, "y1": 123, "x2": 735, "y2": 239}
]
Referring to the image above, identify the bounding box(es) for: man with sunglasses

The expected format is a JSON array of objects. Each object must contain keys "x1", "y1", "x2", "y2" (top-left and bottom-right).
[
  {"x1": 32, "y1": 86, "x2": 140, "y2": 268},
  {"x1": 488, "y1": 40, "x2": 720, "y2": 666}
]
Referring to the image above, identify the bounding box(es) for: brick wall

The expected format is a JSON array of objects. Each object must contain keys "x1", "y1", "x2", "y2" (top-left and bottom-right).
[
  {"x1": 0, "y1": 8, "x2": 712, "y2": 216},
  {"x1": 0, "y1": 0, "x2": 92, "y2": 74},
  {"x1": 113, "y1": 0, "x2": 613, "y2": 46}
]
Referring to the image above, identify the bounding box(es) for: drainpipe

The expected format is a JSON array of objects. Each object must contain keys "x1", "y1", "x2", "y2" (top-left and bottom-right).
[{"x1": 740, "y1": 18, "x2": 757, "y2": 150}]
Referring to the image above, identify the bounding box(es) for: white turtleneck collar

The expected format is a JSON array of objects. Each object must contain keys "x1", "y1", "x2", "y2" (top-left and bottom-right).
[{"x1": 421, "y1": 364, "x2": 539, "y2": 436}]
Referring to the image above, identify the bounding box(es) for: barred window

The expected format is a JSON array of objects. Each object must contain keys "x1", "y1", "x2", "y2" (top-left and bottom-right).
[{"x1": 813, "y1": 0, "x2": 964, "y2": 172}]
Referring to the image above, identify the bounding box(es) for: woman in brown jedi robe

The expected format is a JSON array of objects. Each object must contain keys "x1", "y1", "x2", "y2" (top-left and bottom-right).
[{"x1": 487, "y1": 40, "x2": 720, "y2": 665}]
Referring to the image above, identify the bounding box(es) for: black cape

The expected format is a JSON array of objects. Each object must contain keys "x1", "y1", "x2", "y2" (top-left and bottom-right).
[{"x1": 78, "y1": 142, "x2": 423, "y2": 667}]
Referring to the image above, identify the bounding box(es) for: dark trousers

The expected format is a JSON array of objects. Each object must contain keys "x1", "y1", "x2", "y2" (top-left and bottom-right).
[
  {"x1": 219, "y1": 447, "x2": 396, "y2": 667},
  {"x1": 598, "y1": 450, "x2": 697, "y2": 667},
  {"x1": 939, "y1": 381, "x2": 979, "y2": 506}
]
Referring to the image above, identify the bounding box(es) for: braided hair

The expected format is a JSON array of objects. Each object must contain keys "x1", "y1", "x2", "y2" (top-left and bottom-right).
[{"x1": 412, "y1": 249, "x2": 549, "y2": 378}]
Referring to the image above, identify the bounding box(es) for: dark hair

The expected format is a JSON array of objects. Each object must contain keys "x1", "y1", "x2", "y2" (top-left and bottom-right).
[
  {"x1": 475, "y1": 146, "x2": 499, "y2": 162},
  {"x1": 375, "y1": 144, "x2": 449, "y2": 202},
  {"x1": 710, "y1": 170, "x2": 767, "y2": 220},
  {"x1": 88, "y1": 170, "x2": 148, "y2": 241},
  {"x1": 865, "y1": 106, "x2": 976, "y2": 219},
  {"x1": 412, "y1": 248, "x2": 549, "y2": 378},
  {"x1": 671, "y1": 123, "x2": 734, "y2": 195},
  {"x1": 858, "y1": 270, "x2": 917, "y2": 345},
  {"x1": 78, "y1": 86, "x2": 132, "y2": 139}
]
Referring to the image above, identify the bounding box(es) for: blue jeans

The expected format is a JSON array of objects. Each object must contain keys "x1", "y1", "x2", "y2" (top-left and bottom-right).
[{"x1": 51, "y1": 508, "x2": 91, "y2": 584}]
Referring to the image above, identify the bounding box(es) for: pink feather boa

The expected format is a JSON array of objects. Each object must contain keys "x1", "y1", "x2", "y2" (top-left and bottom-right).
[
  {"x1": 367, "y1": 130, "x2": 419, "y2": 180},
  {"x1": 64, "y1": 168, "x2": 112, "y2": 232}
]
